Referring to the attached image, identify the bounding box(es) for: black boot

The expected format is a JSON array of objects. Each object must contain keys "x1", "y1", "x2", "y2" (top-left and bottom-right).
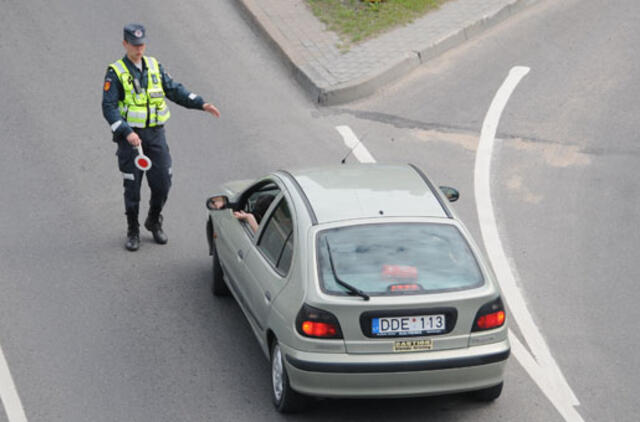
[
  {"x1": 125, "y1": 211, "x2": 140, "y2": 251},
  {"x1": 144, "y1": 206, "x2": 168, "y2": 244}
]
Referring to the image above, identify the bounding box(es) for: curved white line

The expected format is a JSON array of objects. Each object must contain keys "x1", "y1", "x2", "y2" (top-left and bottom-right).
[
  {"x1": 475, "y1": 66, "x2": 582, "y2": 421},
  {"x1": 0, "y1": 342, "x2": 28, "y2": 422}
]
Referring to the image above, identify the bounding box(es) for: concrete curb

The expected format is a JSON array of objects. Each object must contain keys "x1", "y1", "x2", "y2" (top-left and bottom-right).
[
  {"x1": 235, "y1": 0, "x2": 322, "y2": 102},
  {"x1": 235, "y1": 0, "x2": 536, "y2": 106}
]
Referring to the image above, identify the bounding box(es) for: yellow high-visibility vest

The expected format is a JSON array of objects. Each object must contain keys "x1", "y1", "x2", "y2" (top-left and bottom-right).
[{"x1": 109, "y1": 56, "x2": 170, "y2": 128}]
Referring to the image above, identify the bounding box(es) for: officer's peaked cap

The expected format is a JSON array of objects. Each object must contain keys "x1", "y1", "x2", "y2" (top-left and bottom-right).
[{"x1": 124, "y1": 23, "x2": 146, "y2": 45}]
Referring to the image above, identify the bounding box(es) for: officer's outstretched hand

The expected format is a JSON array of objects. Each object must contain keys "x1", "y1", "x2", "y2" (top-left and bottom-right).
[
  {"x1": 126, "y1": 131, "x2": 142, "y2": 147},
  {"x1": 203, "y1": 103, "x2": 221, "y2": 118}
]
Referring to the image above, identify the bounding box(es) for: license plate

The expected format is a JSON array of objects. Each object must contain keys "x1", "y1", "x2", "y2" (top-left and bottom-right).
[
  {"x1": 372, "y1": 314, "x2": 446, "y2": 336},
  {"x1": 393, "y1": 339, "x2": 433, "y2": 352}
]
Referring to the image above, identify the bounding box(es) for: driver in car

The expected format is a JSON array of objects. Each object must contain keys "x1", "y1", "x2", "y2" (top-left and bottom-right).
[{"x1": 233, "y1": 194, "x2": 275, "y2": 233}]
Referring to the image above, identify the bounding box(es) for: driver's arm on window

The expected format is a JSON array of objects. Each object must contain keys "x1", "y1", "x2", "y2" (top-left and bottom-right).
[{"x1": 233, "y1": 211, "x2": 259, "y2": 233}]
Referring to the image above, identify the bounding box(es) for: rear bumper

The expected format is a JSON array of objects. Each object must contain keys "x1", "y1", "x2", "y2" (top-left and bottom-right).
[{"x1": 281, "y1": 340, "x2": 509, "y2": 398}]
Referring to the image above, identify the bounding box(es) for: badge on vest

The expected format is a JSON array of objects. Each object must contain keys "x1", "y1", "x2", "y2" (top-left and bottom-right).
[{"x1": 152, "y1": 74, "x2": 158, "y2": 84}]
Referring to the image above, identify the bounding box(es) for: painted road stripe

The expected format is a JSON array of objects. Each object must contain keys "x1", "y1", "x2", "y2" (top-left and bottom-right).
[
  {"x1": 336, "y1": 125, "x2": 376, "y2": 163},
  {"x1": 0, "y1": 342, "x2": 28, "y2": 422},
  {"x1": 474, "y1": 66, "x2": 582, "y2": 421},
  {"x1": 509, "y1": 332, "x2": 583, "y2": 421}
]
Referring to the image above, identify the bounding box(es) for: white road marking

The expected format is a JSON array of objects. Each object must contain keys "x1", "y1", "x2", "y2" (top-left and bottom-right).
[
  {"x1": 336, "y1": 125, "x2": 376, "y2": 163},
  {"x1": 0, "y1": 343, "x2": 28, "y2": 422},
  {"x1": 509, "y1": 333, "x2": 584, "y2": 421},
  {"x1": 474, "y1": 66, "x2": 582, "y2": 421},
  {"x1": 337, "y1": 78, "x2": 582, "y2": 421}
]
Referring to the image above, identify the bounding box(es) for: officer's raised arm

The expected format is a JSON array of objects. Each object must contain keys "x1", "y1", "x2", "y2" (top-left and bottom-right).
[{"x1": 159, "y1": 63, "x2": 220, "y2": 117}]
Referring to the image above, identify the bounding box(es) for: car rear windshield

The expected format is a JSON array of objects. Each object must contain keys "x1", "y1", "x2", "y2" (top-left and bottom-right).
[{"x1": 316, "y1": 223, "x2": 484, "y2": 296}]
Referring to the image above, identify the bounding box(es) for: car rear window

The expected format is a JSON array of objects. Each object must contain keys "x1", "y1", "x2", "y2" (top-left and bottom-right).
[{"x1": 316, "y1": 223, "x2": 484, "y2": 296}]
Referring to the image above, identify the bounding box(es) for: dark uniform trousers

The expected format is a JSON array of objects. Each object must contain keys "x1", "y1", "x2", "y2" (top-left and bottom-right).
[{"x1": 116, "y1": 126, "x2": 172, "y2": 215}]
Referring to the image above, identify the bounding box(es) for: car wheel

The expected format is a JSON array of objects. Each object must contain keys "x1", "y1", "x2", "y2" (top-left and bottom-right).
[
  {"x1": 271, "y1": 341, "x2": 308, "y2": 413},
  {"x1": 211, "y1": 237, "x2": 229, "y2": 297},
  {"x1": 471, "y1": 382, "x2": 503, "y2": 401}
]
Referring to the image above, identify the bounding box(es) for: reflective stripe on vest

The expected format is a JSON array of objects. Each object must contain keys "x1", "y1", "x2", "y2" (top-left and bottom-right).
[
  {"x1": 111, "y1": 60, "x2": 127, "y2": 75},
  {"x1": 109, "y1": 56, "x2": 170, "y2": 128}
]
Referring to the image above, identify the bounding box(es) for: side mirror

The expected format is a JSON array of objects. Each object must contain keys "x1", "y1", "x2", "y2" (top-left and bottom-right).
[
  {"x1": 207, "y1": 195, "x2": 230, "y2": 210},
  {"x1": 439, "y1": 186, "x2": 459, "y2": 202}
]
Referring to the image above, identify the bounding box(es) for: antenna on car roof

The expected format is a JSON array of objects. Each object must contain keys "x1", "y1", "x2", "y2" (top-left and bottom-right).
[{"x1": 340, "y1": 148, "x2": 353, "y2": 164}]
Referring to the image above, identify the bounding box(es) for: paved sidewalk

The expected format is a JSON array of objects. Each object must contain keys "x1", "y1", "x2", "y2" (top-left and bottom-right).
[{"x1": 237, "y1": 0, "x2": 537, "y2": 105}]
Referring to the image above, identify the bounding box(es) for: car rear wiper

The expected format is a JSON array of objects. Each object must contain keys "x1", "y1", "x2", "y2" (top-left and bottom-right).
[{"x1": 325, "y1": 241, "x2": 370, "y2": 301}]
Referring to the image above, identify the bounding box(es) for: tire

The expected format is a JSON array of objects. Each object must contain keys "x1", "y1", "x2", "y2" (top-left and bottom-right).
[
  {"x1": 211, "y1": 237, "x2": 230, "y2": 297},
  {"x1": 471, "y1": 382, "x2": 503, "y2": 402},
  {"x1": 271, "y1": 341, "x2": 308, "y2": 413}
]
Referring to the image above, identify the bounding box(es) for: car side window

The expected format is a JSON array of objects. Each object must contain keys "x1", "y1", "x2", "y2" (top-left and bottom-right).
[
  {"x1": 258, "y1": 199, "x2": 294, "y2": 275},
  {"x1": 244, "y1": 187, "x2": 279, "y2": 221},
  {"x1": 278, "y1": 232, "x2": 293, "y2": 274},
  {"x1": 239, "y1": 183, "x2": 280, "y2": 235}
]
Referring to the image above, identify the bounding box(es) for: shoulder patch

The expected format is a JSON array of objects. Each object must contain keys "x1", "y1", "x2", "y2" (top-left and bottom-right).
[{"x1": 103, "y1": 80, "x2": 111, "y2": 91}]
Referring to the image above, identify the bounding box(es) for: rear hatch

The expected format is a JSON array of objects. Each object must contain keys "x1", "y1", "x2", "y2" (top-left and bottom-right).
[{"x1": 309, "y1": 220, "x2": 499, "y2": 354}]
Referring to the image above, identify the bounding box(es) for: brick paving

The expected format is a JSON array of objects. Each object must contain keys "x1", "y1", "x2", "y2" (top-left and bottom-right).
[{"x1": 237, "y1": 0, "x2": 536, "y2": 104}]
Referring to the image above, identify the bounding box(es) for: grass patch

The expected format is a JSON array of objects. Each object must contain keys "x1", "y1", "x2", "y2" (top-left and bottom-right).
[{"x1": 307, "y1": 0, "x2": 446, "y2": 47}]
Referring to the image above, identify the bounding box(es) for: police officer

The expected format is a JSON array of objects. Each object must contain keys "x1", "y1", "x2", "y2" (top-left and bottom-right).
[{"x1": 102, "y1": 23, "x2": 220, "y2": 251}]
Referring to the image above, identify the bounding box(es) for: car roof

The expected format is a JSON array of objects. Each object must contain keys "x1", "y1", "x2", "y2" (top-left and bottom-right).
[{"x1": 286, "y1": 164, "x2": 448, "y2": 224}]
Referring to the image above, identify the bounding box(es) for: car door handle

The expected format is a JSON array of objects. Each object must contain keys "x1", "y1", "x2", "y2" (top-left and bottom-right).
[
  {"x1": 264, "y1": 291, "x2": 272, "y2": 303},
  {"x1": 237, "y1": 249, "x2": 244, "y2": 260}
]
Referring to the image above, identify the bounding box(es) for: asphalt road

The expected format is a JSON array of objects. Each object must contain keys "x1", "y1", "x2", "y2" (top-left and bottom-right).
[{"x1": 0, "y1": 0, "x2": 637, "y2": 421}]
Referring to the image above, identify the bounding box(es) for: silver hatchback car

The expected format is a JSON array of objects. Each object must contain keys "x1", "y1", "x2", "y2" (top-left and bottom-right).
[{"x1": 205, "y1": 164, "x2": 509, "y2": 412}]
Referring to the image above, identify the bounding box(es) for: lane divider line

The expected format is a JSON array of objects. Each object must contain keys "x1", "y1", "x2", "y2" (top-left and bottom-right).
[
  {"x1": 509, "y1": 332, "x2": 584, "y2": 421},
  {"x1": 474, "y1": 66, "x2": 582, "y2": 421},
  {"x1": 0, "y1": 342, "x2": 28, "y2": 422}
]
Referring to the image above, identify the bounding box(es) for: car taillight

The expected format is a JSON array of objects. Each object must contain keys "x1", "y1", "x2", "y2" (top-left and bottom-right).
[
  {"x1": 296, "y1": 304, "x2": 343, "y2": 339},
  {"x1": 302, "y1": 321, "x2": 337, "y2": 337},
  {"x1": 476, "y1": 311, "x2": 505, "y2": 330},
  {"x1": 472, "y1": 297, "x2": 506, "y2": 331}
]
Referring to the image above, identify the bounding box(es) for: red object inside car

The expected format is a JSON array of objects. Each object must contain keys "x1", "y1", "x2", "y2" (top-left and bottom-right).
[{"x1": 382, "y1": 265, "x2": 418, "y2": 280}]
